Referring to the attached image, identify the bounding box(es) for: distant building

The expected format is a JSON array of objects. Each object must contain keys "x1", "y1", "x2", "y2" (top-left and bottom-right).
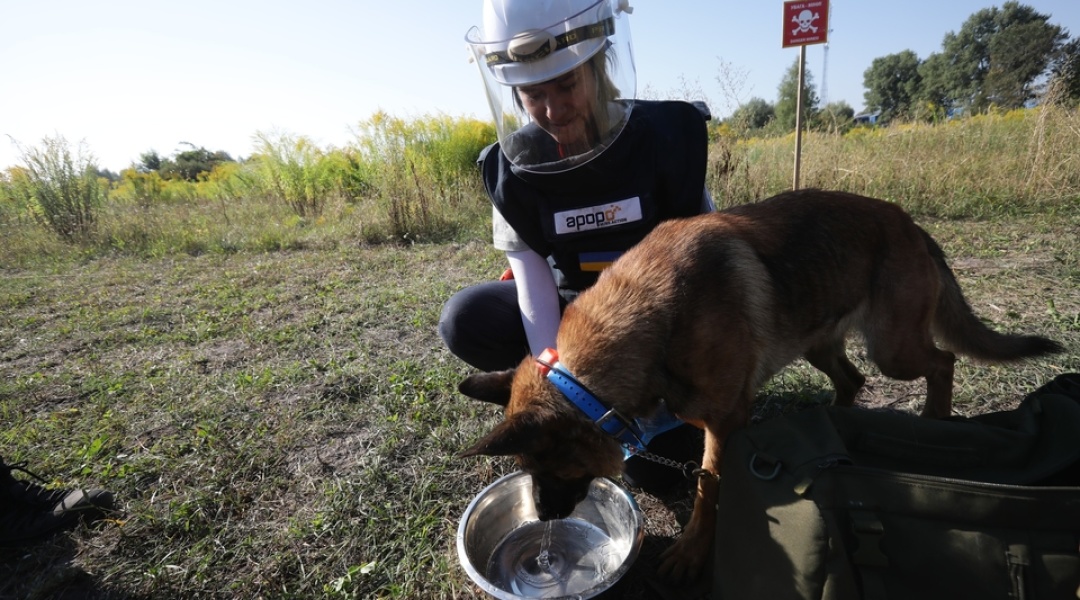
[{"x1": 853, "y1": 111, "x2": 880, "y2": 125}]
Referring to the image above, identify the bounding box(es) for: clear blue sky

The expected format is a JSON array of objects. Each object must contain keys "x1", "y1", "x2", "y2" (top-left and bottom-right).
[{"x1": 2, "y1": 0, "x2": 1078, "y2": 172}]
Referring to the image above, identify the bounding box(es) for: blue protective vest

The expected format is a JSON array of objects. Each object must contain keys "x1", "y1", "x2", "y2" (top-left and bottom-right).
[{"x1": 480, "y1": 100, "x2": 709, "y2": 293}]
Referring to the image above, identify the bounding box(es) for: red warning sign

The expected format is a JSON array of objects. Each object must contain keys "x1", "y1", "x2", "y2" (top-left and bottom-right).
[{"x1": 783, "y1": 0, "x2": 829, "y2": 48}]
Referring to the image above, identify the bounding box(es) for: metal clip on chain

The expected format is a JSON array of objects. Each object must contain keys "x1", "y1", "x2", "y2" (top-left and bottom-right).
[{"x1": 624, "y1": 445, "x2": 719, "y2": 481}]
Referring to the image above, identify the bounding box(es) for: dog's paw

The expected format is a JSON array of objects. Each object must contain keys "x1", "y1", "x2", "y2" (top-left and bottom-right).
[{"x1": 657, "y1": 532, "x2": 708, "y2": 585}]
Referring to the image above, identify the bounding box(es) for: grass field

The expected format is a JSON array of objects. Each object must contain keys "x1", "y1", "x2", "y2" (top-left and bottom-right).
[
  {"x1": 2, "y1": 105, "x2": 1079, "y2": 598},
  {"x1": 2, "y1": 206, "x2": 1077, "y2": 599}
]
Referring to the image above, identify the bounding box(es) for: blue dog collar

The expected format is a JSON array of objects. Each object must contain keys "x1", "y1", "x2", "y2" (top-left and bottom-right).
[{"x1": 536, "y1": 348, "x2": 682, "y2": 454}]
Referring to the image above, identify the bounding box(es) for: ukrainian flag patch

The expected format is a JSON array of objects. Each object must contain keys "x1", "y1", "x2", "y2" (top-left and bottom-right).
[{"x1": 579, "y1": 251, "x2": 622, "y2": 272}]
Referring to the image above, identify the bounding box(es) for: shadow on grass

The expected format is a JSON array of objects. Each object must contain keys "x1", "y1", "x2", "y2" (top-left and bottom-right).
[{"x1": 0, "y1": 527, "x2": 131, "y2": 600}]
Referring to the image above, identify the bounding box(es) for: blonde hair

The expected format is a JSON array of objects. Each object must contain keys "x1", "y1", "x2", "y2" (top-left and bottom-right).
[
  {"x1": 590, "y1": 50, "x2": 623, "y2": 133},
  {"x1": 512, "y1": 51, "x2": 624, "y2": 145}
]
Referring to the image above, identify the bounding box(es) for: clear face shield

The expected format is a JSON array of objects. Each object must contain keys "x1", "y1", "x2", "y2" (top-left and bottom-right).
[{"x1": 466, "y1": 0, "x2": 636, "y2": 174}]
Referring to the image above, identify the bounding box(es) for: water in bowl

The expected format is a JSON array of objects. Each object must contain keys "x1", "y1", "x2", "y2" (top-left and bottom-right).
[{"x1": 486, "y1": 518, "x2": 626, "y2": 598}]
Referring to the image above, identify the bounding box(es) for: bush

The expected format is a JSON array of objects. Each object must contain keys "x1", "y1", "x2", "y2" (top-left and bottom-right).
[
  {"x1": 248, "y1": 132, "x2": 347, "y2": 218},
  {"x1": 353, "y1": 112, "x2": 494, "y2": 241},
  {"x1": 0, "y1": 166, "x2": 34, "y2": 223},
  {"x1": 111, "y1": 169, "x2": 169, "y2": 207},
  {"x1": 13, "y1": 136, "x2": 105, "y2": 241}
]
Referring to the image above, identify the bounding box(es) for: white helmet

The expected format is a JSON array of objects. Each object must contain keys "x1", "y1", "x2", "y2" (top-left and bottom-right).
[{"x1": 466, "y1": 0, "x2": 636, "y2": 173}]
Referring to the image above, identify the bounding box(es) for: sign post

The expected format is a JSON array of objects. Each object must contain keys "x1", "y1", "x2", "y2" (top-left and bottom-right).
[{"x1": 782, "y1": 0, "x2": 829, "y2": 190}]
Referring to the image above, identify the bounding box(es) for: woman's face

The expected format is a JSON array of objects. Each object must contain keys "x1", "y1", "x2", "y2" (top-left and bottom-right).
[{"x1": 517, "y1": 63, "x2": 598, "y2": 148}]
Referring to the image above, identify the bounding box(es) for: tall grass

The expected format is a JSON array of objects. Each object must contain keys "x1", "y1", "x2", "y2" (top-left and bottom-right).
[
  {"x1": 1, "y1": 105, "x2": 1078, "y2": 270},
  {"x1": 353, "y1": 112, "x2": 495, "y2": 242},
  {"x1": 709, "y1": 103, "x2": 1080, "y2": 216},
  {"x1": 247, "y1": 132, "x2": 355, "y2": 219},
  {"x1": 6, "y1": 135, "x2": 105, "y2": 241}
]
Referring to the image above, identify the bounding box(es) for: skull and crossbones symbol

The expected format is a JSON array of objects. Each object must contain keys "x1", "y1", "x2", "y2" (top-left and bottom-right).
[{"x1": 792, "y1": 9, "x2": 820, "y2": 35}]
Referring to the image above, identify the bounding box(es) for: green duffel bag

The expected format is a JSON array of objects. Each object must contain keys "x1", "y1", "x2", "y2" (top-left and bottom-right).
[{"x1": 713, "y1": 374, "x2": 1080, "y2": 600}]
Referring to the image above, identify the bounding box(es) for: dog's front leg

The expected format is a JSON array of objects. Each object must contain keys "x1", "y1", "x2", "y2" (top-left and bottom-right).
[{"x1": 657, "y1": 423, "x2": 725, "y2": 584}]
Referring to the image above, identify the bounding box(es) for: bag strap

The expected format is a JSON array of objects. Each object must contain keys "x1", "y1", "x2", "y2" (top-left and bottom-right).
[
  {"x1": 847, "y1": 510, "x2": 1038, "y2": 600},
  {"x1": 1006, "y1": 545, "x2": 1031, "y2": 600},
  {"x1": 849, "y1": 510, "x2": 889, "y2": 600},
  {"x1": 823, "y1": 383, "x2": 1080, "y2": 485},
  {"x1": 1027, "y1": 373, "x2": 1080, "y2": 399}
]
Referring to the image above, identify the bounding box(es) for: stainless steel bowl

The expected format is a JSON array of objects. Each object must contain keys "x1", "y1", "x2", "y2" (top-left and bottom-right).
[{"x1": 457, "y1": 471, "x2": 644, "y2": 599}]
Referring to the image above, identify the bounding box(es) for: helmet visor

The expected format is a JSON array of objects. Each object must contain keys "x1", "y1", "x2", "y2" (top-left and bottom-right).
[{"x1": 466, "y1": 0, "x2": 636, "y2": 173}]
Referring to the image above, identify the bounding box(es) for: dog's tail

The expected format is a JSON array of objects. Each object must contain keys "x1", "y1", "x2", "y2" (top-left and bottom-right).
[{"x1": 924, "y1": 229, "x2": 1064, "y2": 361}]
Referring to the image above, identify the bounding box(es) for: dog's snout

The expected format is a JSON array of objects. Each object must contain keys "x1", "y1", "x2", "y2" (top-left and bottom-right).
[
  {"x1": 535, "y1": 495, "x2": 578, "y2": 521},
  {"x1": 532, "y1": 474, "x2": 592, "y2": 521}
]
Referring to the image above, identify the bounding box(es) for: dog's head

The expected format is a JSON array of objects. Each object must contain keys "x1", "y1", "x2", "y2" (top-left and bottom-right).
[{"x1": 459, "y1": 361, "x2": 624, "y2": 521}]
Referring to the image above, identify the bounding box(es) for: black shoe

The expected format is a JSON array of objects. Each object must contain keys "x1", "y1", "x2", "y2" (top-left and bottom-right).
[
  {"x1": 0, "y1": 456, "x2": 114, "y2": 546},
  {"x1": 622, "y1": 424, "x2": 704, "y2": 494}
]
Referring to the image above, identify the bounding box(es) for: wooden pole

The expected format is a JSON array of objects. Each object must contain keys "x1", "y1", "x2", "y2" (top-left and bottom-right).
[{"x1": 793, "y1": 44, "x2": 806, "y2": 191}]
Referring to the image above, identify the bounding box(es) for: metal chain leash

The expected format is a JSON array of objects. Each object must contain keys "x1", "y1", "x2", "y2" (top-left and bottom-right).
[{"x1": 623, "y1": 444, "x2": 719, "y2": 481}]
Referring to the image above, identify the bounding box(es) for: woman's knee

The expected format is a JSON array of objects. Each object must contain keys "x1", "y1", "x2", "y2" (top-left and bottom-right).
[
  {"x1": 438, "y1": 282, "x2": 526, "y2": 371},
  {"x1": 438, "y1": 290, "x2": 475, "y2": 354}
]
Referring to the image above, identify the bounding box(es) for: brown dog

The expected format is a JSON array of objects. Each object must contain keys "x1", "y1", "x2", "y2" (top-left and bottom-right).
[{"x1": 458, "y1": 189, "x2": 1062, "y2": 583}]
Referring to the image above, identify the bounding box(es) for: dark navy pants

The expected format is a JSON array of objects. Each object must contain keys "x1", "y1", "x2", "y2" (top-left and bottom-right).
[{"x1": 438, "y1": 280, "x2": 539, "y2": 372}]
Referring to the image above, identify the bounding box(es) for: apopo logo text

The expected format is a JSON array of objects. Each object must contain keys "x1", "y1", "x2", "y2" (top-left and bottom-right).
[{"x1": 554, "y1": 197, "x2": 643, "y2": 235}]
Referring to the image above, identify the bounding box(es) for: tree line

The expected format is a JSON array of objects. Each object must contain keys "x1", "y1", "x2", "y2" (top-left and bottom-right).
[
  {"x1": 724, "y1": 2, "x2": 1078, "y2": 134},
  {"x1": 864, "y1": 2, "x2": 1076, "y2": 123}
]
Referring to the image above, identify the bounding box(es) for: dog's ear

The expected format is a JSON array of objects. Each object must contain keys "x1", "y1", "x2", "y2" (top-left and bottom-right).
[
  {"x1": 458, "y1": 369, "x2": 515, "y2": 406},
  {"x1": 460, "y1": 412, "x2": 540, "y2": 458}
]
